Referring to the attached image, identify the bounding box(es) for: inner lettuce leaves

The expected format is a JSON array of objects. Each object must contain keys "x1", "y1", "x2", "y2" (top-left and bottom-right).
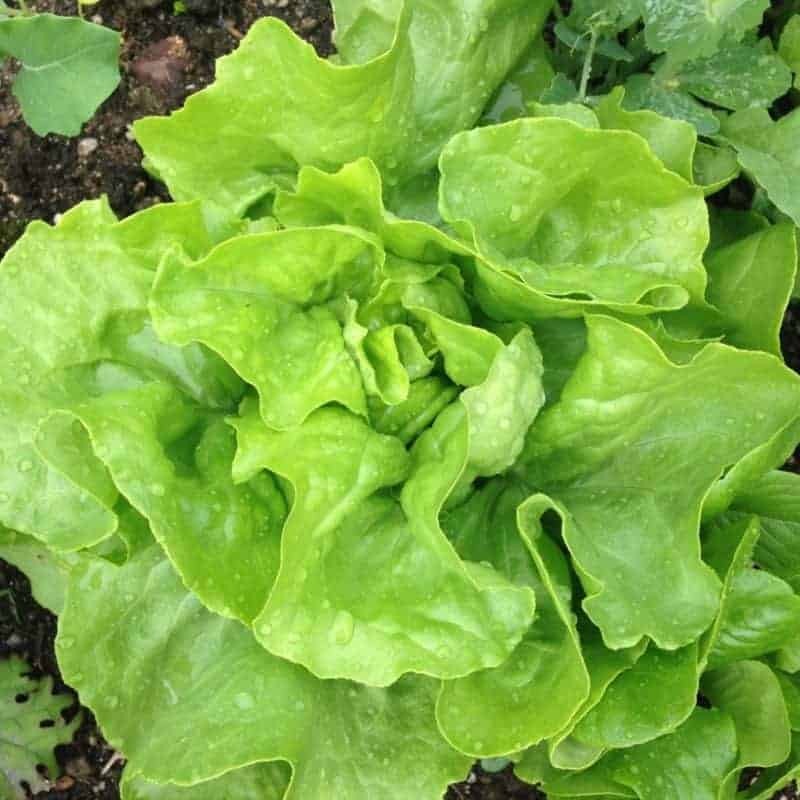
[{"x1": 2, "y1": 2, "x2": 800, "y2": 800}]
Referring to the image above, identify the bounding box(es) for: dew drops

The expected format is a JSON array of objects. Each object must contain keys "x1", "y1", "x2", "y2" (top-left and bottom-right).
[
  {"x1": 59, "y1": 637, "x2": 75, "y2": 650},
  {"x1": 260, "y1": 622, "x2": 273, "y2": 637},
  {"x1": 478, "y1": 16, "x2": 489, "y2": 31},
  {"x1": 294, "y1": 700, "x2": 306, "y2": 712},
  {"x1": 106, "y1": 695, "x2": 119, "y2": 709},
  {"x1": 18, "y1": 459, "x2": 33, "y2": 473},
  {"x1": 509, "y1": 204, "x2": 523, "y2": 223},
  {"x1": 330, "y1": 609, "x2": 355, "y2": 646},
  {"x1": 235, "y1": 692, "x2": 254, "y2": 710},
  {"x1": 0, "y1": 493, "x2": 9, "y2": 503},
  {"x1": 150, "y1": 483, "x2": 166, "y2": 497}
]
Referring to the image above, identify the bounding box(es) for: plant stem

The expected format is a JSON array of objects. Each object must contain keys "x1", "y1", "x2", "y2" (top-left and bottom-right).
[{"x1": 578, "y1": 28, "x2": 598, "y2": 101}]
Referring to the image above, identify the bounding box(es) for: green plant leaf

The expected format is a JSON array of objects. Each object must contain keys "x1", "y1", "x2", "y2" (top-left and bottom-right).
[
  {"x1": 0, "y1": 13, "x2": 120, "y2": 136},
  {"x1": 732, "y1": 470, "x2": 800, "y2": 591},
  {"x1": 231, "y1": 329, "x2": 542, "y2": 686},
  {"x1": 566, "y1": 642, "x2": 699, "y2": 753},
  {"x1": 481, "y1": 38, "x2": 555, "y2": 124},
  {"x1": 0, "y1": 199, "x2": 233, "y2": 552},
  {"x1": 595, "y1": 87, "x2": 696, "y2": 181},
  {"x1": 704, "y1": 222, "x2": 797, "y2": 355},
  {"x1": 779, "y1": 15, "x2": 800, "y2": 81},
  {"x1": 436, "y1": 484, "x2": 590, "y2": 756},
  {"x1": 702, "y1": 660, "x2": 792, "y2": 796},
  {"x1": 519, "y1": 315, "x2": 800, "y2": 650},
  {"x1": 692, "y1": 142, "x2": 740, "y2": 195},
  {"x1": 121, "y1": 763, "x2": 291, "y2": 800},
  {"x1": 702, "y1": 515, "x2": 800, "y2": 669},
  {"x1": 331, "y1": 0, "x2": 398, "y2": 63},
  {"x1": 675, "y1": 44, "x2": 792, "y2": 111},
  {"x1": 719, "y1": 107, "x2": 800, "y2": 226},
  {"x1": 623, "y1": 73, "x2": 721, "y2": 135},
  {"x1": 0, "y1": 530, "x2": 69, "y2": 613},
  {"x1": 150, "y1": 226, "x2": 381, "y2": 430},
  {"x1": 0, "y1": 657, "x2": 79, "y2": 798},
  {"x1": 36, "y1": 383, "x2": 286, "y2": 624},
  {"x1": 639, "y1": 0, "x2": 770, "y2": 62},
  {"x1": 439, "y1": 118, "x2": 706, "y2": 315},
  {"x1": 134, "y1": 0, "x2": 550, "y2": 215},
  {"x1": 56, "y1": 546, "x2": 471, "y2": 798},
  {"x1": 526, "y1": 708, "x2": 738, "y2": 800}
]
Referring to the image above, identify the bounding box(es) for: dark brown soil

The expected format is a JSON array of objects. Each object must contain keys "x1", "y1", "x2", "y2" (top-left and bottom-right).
[
  {"x1": 0, "y1": 1, "x2": 798, "y2": 799},
  {"x1": 0, "y1": 0, "x2": 333, "y2": 255}
]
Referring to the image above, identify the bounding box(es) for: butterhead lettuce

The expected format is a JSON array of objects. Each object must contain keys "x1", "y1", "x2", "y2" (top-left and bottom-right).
[{"x1": 1, "y1": 1, "x2": 800, "y2": 799}]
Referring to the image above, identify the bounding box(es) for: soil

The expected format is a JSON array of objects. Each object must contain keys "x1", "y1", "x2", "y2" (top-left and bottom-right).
[{"x1": 0, "y1": 1, "x2": 798, "y2": 799}]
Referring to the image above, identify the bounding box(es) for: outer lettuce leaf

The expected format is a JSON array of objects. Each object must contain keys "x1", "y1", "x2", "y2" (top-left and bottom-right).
[
  {"x1": 0, "y1": 199, "x2": 237, "y2": 552},
  {"x1": 607, "y1": 708, "x2": 738, "y2": 800},
  {"x1": 720, "y1": 108, "x2": 800, "y2": 226},
  {"x1": 738, "y1": 669, "x2": 800, "y2": 799},
  {"x1": 692, "y1": 143, "x2": 740, "y2": 196},
  {"x1": 740, "y1": 734, "x2": 800, "y2": 800},
  {"x1": 36, "y1": 382, "x2": 285, "y2": 624},
  {"x1": 56, "y1": 546, "x2": 470, "y2": 799},
  {"x1": 732, "y1": 470, "x2": 800, "y2": 591},
  {"x1": 230, "y1": 330, "x2": 542, "y2": 686},
  {"x1": 704, "y1": 222, "x2": 797, "y2": 355},
  {"x1": 519, "y1": 315, "x2": 800, "y2": 650},
  {"x1": 122, "y1": 762, "x2": 291, "y2": 800},
  {"x1": 150, "y1": 226, "x2": 382, "y2": 430},
  {"x1": 0, "y1": 529, "x2": 70, "y2": 614},
  {"x1": 595, "y1": 87, "x2": 696, "y2": 181},
  {"x1": 436, "y1": 484, "x2": 590, "y2": 756},
  {"x1": 547, "y1": 628, "x2": 647, "y2": 771},
  {"x1": 701, "y1": 660, "x2": 792, "y2": 797},
  {"x1": 439, "y1": 118, "x2": 706, "y2": 315},
  {"x1": 134, "y1": 0, "x2": 550, "y2": 215},
  {"x1": 565, "y1": 642, "x2": 699, "y2": 752},
  {"x1": 701, "y1": 515, "x2": 800, "y2": 669},
  {"x1": 520, "y1": 708, "x2": 738, "y2": 800}
]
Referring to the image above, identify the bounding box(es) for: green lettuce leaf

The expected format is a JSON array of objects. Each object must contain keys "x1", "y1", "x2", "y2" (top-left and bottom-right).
[
  {"x1": 519, "y1": 315, "x2": 800, "y2": 650},
  {"x1": 134, "y1": 0, "x2": 550, "y2": 215},
  {"x1": 595, "y1": 87, "x2": 696, "y2": 181},
  {"x1": 704, "y1": 222, "x2": 797, "y2": 355},
  {"x1": 0, "y1": 529, "x2": 70, "y2": 614},
  {"x1": 0, "y1": 199, "x2": 235, "y2": 552},
  {"x1": 439, "y1": 118, "x2": 706, "y2": 315},
  {"x1": 56, "y1": 545, "x2": 471, "y2": 799},
  {"x1": 35, "y1": 382, "x2": 285, "y2": 624},
  {"x1": 720, "y1": 107, "x2": 800, "y2": 226},
  {"x1": 230, "y1": 329, "x2": 542, "y2": 686},
  {"x1": 436, "y1": 484, "x2": 590, "y2": 756},
  {"x1": 150, "y1": 226, "x2": 382, "y2": 430},
  {"x1": 701, "y1": 660, "x2": 792, "y2": 796},
  {"x1": 732, "y1": 470, "x2": 800, "y2": 591},
  {"x1": 521, "y1": 708, "x2": 738, "y2": 800},
  {"x1": 702, "y1": 515, "x2": 800, "y2": 669}
]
